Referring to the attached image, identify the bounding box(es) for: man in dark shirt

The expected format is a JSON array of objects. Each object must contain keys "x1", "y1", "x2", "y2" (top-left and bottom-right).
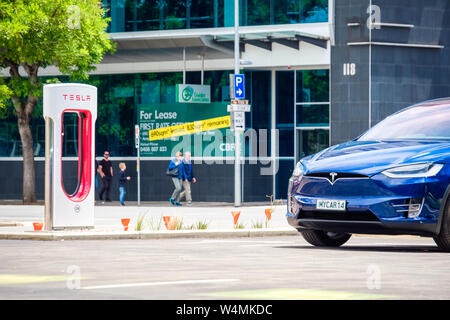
[{"x1": 98, "y1": 150, "x2": 113, "y2": 203}]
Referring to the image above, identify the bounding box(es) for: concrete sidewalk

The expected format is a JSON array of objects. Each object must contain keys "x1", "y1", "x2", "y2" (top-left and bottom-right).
[{"x1": 0, "y1": 202, "x2": 298, "y2": 240}]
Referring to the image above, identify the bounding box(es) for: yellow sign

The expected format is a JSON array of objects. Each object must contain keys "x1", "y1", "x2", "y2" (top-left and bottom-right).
[{"x1": 148, "y1": 115, "x2": 231, "y2": 141}]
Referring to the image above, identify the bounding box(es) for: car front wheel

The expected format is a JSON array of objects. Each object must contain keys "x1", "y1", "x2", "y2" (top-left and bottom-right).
[
  {"x1": 433, "y1": 199, "x2": 450, "y2": 251},
  {"x1": 300, "y1": 230, "x2": 351, "y2": 247}
]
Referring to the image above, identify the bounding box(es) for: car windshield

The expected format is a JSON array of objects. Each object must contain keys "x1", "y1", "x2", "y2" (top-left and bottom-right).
[{"x1": 358, "y1": 103, "x2": 450, "y2": 141}]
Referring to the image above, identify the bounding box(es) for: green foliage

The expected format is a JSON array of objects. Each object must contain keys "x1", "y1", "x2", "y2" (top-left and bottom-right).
[
  {"x1": 194, "y1": 220, "x2": 209, "y2": 230},
  {"x1": 185, "y1": 220, "x2": 210, "y2": 230},
  {"x1": 0, "y1": 0, "x2": 115, "y2": 201},
  {"x1": 135, "y1": 212, "x2": 148, "y2": 231},
  {"x1": 0, "y1": 0, "x2": 115, "y2": 109},
  {"x1": 0, "y1": 82, "x2": 12, "y2": 109},
  {"x1": 45, "y1": 78, "x2": 62, "y2": 85},
  {"x1": 234, "y1": 222, "x2": 245, "y2": 229}
]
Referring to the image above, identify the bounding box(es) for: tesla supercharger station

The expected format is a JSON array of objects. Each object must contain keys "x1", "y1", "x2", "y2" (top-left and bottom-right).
[{"x1": 43, "y1": 84, "x2": 97, "y2": 230}]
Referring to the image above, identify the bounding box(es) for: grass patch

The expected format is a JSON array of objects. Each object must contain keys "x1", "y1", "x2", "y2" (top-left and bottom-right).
[
  {"x1": 251, "y1": 220, "x2": 264, "y2": 229},
  {"x1": 234, "y1": 222, "x2": 246, "y2": 229}
]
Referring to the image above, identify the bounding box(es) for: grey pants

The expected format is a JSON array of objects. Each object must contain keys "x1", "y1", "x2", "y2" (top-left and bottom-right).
[
  {"x1": 179, "y1": 180, "x2": 192, "y2": 202},
  {"x1": 171, "y1": 177, "x2": 183, "y2": 202}
]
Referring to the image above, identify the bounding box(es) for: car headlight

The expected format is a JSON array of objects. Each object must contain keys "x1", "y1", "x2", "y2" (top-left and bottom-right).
[
  {"x1": 382, "y1": 163, "x2": 444, "y2": 178},
  {"x1": 291, "y1": 162, "x2": 305, "y2": 179}
]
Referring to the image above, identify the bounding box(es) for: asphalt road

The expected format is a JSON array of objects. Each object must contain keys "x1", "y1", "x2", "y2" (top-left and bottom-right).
[{"x1": 0, "y1": 235, "x2": 448, "y2": 300}]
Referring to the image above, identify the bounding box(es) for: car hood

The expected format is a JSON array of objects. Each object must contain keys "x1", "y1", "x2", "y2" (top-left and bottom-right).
[{"x1": 303, "y1": 140, "x2": 450, "y2": 176}]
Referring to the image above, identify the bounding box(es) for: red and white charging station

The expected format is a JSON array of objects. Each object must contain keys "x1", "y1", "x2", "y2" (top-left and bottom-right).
[{"x1": 44, "y1": 84, "x2": 97, "y2": 230}]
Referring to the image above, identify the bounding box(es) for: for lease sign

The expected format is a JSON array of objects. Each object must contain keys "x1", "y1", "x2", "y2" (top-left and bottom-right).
[{"x1": 138, "y1": 102, "x2": 233, "y2": 157}]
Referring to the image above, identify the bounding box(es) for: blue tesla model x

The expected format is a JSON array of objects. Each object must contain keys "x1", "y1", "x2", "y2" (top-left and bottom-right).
[{"x1": 287, "y1": 98, "x2": 450, "y2": 250}]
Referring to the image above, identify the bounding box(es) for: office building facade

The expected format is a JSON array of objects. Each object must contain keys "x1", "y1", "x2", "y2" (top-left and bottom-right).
[{"x1": 0, "y1": 0, "x2": 448, "y2": 202}]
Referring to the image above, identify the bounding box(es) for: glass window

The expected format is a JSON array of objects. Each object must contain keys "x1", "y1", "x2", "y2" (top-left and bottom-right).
[
  {"x1": 276, "y1": 71, "x2": 294, "y2": 126},
  {"x1": 190, "y1": 0, "x2": 223, "y2": 29},
  {"x1": 241, "y1": 0, "x2": 329, "y2": 26},
  {"x1": 244, "y1": 0, "x2": 271, "y2": 26},
  {"x1": 104, "y1": 0, "x2": 328, "y2": 32},
  {"x1": 243, "y1": 71, "x2": 271, "y2": 157},
  {"x1": 0, "y1": 70, "x2": 272, "y2": 158},
  {"x1": 296, "y1": 104, "x2": 329, "y2": 127},
  {"x1": 105, "y1": 0, "x2": 225, "y2": 32},
  {"x1": 278, "y1": 128, "x2": 294, "y2": 157},
  {"x1": 180, "y1": 70, "x2": 232, "y2": 102},
  {"x1": 205, "y1": 70, "x2": 232, "y2": 102},
  {"x1": 0, "y1": 114, "x2": 20, "y2": 157},
  {"x1": 358, "y1": 104, "x2": 450, "y2": 141},
  {"x1": 0, "y1": 99, "x2": 45, "y2": 157},
  {"x1": 300, "y1": 0, "x2": 328, "y2": 23},
  {"x1": 276, "y1": 71, "x2": 294, "y2": 157},
  {"x1": 296, "y1": 69, "x2": 329, "y2": 103},
  {"x1": 297, "y1": 129, "x2": 329, "y2": 159}
]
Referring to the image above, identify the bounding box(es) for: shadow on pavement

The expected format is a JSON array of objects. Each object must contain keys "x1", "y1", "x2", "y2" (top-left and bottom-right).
[{"x1": 274, "y1": 245, "x2": 445, "y2": 253}]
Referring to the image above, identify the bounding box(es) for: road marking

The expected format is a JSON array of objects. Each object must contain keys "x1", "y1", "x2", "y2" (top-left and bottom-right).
[
  {"x1": 81, "y1": 278, "x2": 240, "y2": 290},
  {"x1": 202, "y1": 288, "x2": 396, "y2": 300},
  {"x1": 0, "y1": 274, "x2": 68, "y2": 285}
]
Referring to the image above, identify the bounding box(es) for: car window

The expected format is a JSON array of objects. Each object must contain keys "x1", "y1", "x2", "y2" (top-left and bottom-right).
[{"x1": 358, "y1": 103, "x2": 450, "y2": 141}]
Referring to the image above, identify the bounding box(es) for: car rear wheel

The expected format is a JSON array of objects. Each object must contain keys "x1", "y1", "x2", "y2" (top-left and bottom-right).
[
  {"x1": 433, "y1": 199, "x2": 450, "y2": 251},
  {"x1": 300, "y1": 230, "x2": 352, "y2": 247}
]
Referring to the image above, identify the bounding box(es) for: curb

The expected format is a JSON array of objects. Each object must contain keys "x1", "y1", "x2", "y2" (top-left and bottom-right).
[
  {"x1": 0, "y1": 222, "x2": 24, "y2": 227},
  {"x1": 0, "y1": 228, "x2": 299, "y2": 241}
]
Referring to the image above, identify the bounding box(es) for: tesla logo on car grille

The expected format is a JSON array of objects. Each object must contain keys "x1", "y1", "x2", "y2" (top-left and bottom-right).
[
  {"x1": 330, "y1": 172, "x2": 338, "y2": 184},
  {"x1": 305, "y1": 172, "x2": 368, "y2": 184}
]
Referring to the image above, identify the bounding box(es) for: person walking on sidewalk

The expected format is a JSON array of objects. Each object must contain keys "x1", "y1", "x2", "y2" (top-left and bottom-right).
[
  {"x1": 98, "y1": 150, "x2": 113, "y2": 203},
  {"x1": 180, "y1": 151, "x2": 196, "y2": 206},
  {"x1": 167, "y1": 151, "x2": 184, "y2": 206},
  {"x1": 118, "y1": 162, "x2": 131, "y2": 206}
]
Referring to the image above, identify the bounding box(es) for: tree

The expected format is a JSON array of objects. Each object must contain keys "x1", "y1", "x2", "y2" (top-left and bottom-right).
[{"x1": 0, "y1": 0, "x2": 114, "y2": 203}]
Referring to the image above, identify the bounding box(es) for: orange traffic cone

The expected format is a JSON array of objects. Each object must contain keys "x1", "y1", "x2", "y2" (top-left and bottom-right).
[
  {"x1": 33, "y1": 222, "x2": 43, "y2": 231},
  {"x1": 265, "y1": 208, "x2": 273, "y2": 221},
  {"x1": 231, "y1": 211, "x2": 241, "y2": 226},
  {"x1": 121, "y1": 218, "x2": 130, "y2": 231},
  {"x1": 163, "y1": 216, "x2": 172, "y2": 230}
]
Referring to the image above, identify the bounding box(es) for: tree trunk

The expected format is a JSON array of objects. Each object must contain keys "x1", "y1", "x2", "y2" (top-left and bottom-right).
[
  {"x1": 8, "y1": 62, "x2": 40, "y2": 204},
  {"x1": 17, "y1": 111, "x2": 36, "y2": 204}
]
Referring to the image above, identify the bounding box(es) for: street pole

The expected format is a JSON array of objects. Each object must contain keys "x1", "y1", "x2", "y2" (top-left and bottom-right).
[
  {"x1": 135, "y1": 124, "x2": 141, "y2": 206},
  {"x1": 234, "y1": 0, "x2": 241, "y2": 207},
  {"x1": 137, "y1": 147, "x2": 140, "y2": 206}
]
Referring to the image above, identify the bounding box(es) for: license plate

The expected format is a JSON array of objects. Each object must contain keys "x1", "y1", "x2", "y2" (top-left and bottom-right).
[{"x1": 316, "y1": 199, "x2": 346, "y2": 211}]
